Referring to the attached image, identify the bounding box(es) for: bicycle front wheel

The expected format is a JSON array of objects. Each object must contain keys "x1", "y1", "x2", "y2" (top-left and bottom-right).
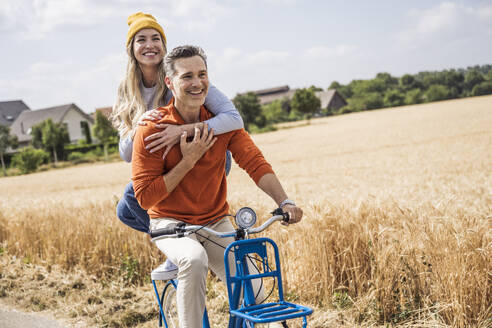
[{"x1": 162, "y1": 281, "x2": 179, "y2": 328}]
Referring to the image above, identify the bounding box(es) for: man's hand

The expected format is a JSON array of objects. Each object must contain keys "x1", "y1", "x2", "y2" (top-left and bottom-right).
[
  {"x1": 180, "y1": 123, "x2": 216, "y2": 168},
  {"x1": 145, "y1": 124, "x2": 182, "y2": 159},
  {"x1": 280, "y1": 204, "x2": 303, "y2": 225}
]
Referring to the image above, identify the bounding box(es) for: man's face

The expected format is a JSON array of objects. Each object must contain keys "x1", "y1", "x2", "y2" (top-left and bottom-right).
[{"x1": 166, "y1": 56, "x2": 209, "y2": 109}]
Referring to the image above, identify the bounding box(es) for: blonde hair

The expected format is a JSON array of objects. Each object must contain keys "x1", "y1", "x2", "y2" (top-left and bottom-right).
[{"x1": 112, "y1": 38, "x2": 168, "y2": 138}]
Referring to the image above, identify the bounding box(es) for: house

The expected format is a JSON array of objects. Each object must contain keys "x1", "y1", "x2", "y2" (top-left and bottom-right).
[
  {"x1": 10, "y1": 103, "x2": 94, "y2": 147},
  {"x1": 0, "y1": 100, "x2": 30, "y2": 127},
  {"x1": 247, "y1": 85, "x2": 347, "y2": 114},
  {"x1": 252, "y1": 85, "x2": 296, "y2": 105},
  {"x1": 315, "y1": 89, "x2": 347, "y2": 113},
  {"x1": 93, "y1": 106, "x2": 113, "y2": 120}
]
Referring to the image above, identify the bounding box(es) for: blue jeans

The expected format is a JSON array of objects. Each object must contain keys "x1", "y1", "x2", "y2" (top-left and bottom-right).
[{"x1": 116, "y1": 151, "x2": 232, "y2": 233}]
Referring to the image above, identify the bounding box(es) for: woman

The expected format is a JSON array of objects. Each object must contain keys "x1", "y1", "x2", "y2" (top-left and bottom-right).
[{"x1": 112, "y1": 12, "x2": 242, "y2": 234}]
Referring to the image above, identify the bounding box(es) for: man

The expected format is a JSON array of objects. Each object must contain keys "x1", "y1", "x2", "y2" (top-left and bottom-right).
[{"x1": 132, "y1": 45, "x2": 303, "y2": 328}]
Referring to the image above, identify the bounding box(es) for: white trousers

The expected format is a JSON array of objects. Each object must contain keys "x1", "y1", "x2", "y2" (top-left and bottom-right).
[{"x1": 151, "y1": 218, "x2": 264, "y2": 328}]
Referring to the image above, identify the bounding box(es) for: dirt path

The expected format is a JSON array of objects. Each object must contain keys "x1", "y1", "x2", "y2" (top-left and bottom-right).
[{"x1": 0, "y1": 305, "x2": 66, "y2": 328}]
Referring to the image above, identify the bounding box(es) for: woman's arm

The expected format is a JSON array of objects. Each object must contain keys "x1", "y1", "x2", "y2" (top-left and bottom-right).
[
  {"x1": 144, "y1": 85, "x2": 243, "y2": 157},
  {"x1": 119, "y1": 134, "x2": 133, "y2": 163},
  {"x1": 118, "y1": 109, "x2": 165, "y2": 162},
  {"x1": 164, "y1": 84, "x2": 243, "y2": 133},
  {"x1": 204, "y1": 84, "x2": 244, "y2": 133}
]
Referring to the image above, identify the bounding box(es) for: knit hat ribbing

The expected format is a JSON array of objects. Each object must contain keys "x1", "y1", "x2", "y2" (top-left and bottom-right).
[{"x1": 126, "y1": 12, "x2": 166, "y2": 47}]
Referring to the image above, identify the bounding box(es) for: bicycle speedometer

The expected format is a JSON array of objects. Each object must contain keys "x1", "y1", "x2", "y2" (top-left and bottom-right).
[{"x1": 235, "y1": 207, "x2": 257, "y2": 229}]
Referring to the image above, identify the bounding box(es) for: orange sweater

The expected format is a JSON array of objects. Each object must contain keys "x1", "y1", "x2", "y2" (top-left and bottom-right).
[{"x1": 132, "y1": 102, "x2": 274, "y2": 225}]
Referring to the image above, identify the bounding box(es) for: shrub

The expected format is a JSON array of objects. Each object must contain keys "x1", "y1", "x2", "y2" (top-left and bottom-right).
[
  {"x1": 404, "y1": 88, "x2": 423, "y2": 105},
  {"x1": 383, "y1": 89, "x2": 405, "y2": 107},
  {"x1": 471, "y1": 81, "x2": 492, "y2": 96},
  {"x1": 261, "y1": 100, "x2": 290, "y2": 124},
  {"x1": 12, "y1": 147, "x2": 49, "y2": 174},
  {"x1": 425, "y1": 84, "x2": 450, "y2": 102},
  {"x1": 67, "y1": 151, "x2": 92, "y2": 164}
]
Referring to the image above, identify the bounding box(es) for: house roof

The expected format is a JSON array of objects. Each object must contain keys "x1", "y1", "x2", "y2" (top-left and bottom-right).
[
  {"x1": 243, "y1": 85, "x2": 294, "y2": 105},
  {"x1": 252, "y1": 85, "x2": 290, "y2": 96},
  {"x1": 318, "y1": 89, "x2": 347, "y2": 109},
  {"x1": 315, "y1": 90, "x2": 337, "y2": 109},
  {"x1": 94, "y1": 106, "x2": 113, "y2": 119},
  {"x1": 0, "y1": 100, "x2": 30, "y2": 127},
  {"x1": 243, "y1": 85, "x2": 347, "y2": 108},
  {"x1": 10, "y1": 103, "x2": 93, "y2": 143},
  {"x1": 257, "y1": 89, "x2": 296, "y2": 105}
]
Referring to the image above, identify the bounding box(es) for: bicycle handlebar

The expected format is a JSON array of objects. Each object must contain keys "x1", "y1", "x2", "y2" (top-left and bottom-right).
[{"x1": 150, "y1": 209, "x2": 289, "y2": 243}]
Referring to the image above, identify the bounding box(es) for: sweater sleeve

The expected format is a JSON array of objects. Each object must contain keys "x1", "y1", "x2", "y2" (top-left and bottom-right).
[
  {"x1": 119, "y1": 134, "x2": 133, "y2": 163},
  {"x1": 131, "y1": 125, "x2": 170, "y2": 210},
  {"x1": 203, "y1": 84, "x2": 244, "y2": 134},
  {"x1": 228, "y1": 129, "x2": 274, "y2": 184}
]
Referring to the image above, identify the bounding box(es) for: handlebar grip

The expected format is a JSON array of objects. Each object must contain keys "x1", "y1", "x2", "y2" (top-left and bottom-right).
[
  {"x1": 272, "y1": 208, "x2": 290, "y2": 223},
  {"x1": 150, "y1": 226, "x2": 178, "y2": 238},
  {"x1": 282, "y1": 211, "x2": 290, "y2": 223}
]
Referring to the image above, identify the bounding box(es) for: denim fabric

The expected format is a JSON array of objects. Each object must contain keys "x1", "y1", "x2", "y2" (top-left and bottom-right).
[
  {"x1": 116, "y1": 181, "x2": 150, "y2": 233},
  {"x1": 117, "y1": 153, "x2": 232, "y2": 234},
  {"x1": 225, "y1": 150, "x2": 232, "y2": 176}
]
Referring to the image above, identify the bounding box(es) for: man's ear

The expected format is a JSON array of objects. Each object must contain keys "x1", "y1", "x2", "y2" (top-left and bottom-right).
[{"x1": 165, "y1": 76, "x2": 172, "y2": 90}]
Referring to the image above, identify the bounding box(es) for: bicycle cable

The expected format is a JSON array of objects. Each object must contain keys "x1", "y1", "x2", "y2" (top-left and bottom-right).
[
  {"x1": 177, "y1": 213, "x2": 276, "y2": 304},
  {"x1": 193, "y1": 229, "x2": 275, "y2": 305}
]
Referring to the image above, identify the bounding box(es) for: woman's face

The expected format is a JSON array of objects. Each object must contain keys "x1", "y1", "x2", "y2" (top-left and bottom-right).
[{"x1": 132, "y1": 28, "x2": 165, "y2": 68}]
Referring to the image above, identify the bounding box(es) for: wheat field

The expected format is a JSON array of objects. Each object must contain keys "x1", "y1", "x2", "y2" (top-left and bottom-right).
[{"x1": 0, "y1": 96, "x2": 491, "y2": 327}]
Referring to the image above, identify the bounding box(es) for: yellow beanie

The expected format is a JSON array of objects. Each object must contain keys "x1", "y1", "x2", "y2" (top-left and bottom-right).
[{"x1": 126, "y1": 12, "x2": 167, "y2": 47}]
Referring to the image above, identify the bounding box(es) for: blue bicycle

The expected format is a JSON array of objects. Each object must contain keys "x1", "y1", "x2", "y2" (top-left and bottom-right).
[{"x1": 150, "y1": 207, "x2": 313, "y2": 327}]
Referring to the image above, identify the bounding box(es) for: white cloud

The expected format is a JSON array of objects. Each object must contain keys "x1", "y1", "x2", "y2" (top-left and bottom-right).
[
  {"x1": 415, "y1": 2, "x2": 457, "y2": 35},
  {"x1": 0, "y1": 0, "x2": 231, "y2": 39},
  {"x1": 207, "y1": 43, "x2": 362, "y2": 97},
  {"x1": 0, "y1": 51, "x2": 126, "y2": 111},
  {"x1": 304, "y1": 44, "x2": 358, "y2": 60},
  {"x1": 0, "y1": 0, "x2": 114, "y2": 39},
  {"x1": 261, "y1": 0, "x2": 299, "y2": 5},
  {"x1": 211, "y1": 47, "x2": 292, "y2": 72},
  {"x1": 476, "y1": 4, "x2": 492, "y2": 19},
  {"x1": 396, "y1": 2, "x2": 492, "y2": 48}
]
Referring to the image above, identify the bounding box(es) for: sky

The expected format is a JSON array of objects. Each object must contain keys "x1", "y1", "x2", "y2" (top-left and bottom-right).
[{"x1": 0, "y1": 0, "x2": 491, "y2": 113}]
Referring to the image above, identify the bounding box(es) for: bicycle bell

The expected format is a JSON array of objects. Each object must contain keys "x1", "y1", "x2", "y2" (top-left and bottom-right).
[{"x1": 235, "y1": 207, "x2": 257, "y2": 229}]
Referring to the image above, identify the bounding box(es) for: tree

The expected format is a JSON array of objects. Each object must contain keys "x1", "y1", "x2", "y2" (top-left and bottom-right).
[
  {"x1": 443, "y1": 70, "x2": 464, "y2": 96},
  {"x1": 261, "y1": 100, "x2": 290, "y2": 124},
  {"x1": 363, "y1": 92, "x2": 384, "y2": 110},
  {"x1": 30, "y1": 119, "x2": 70, "y2": 164},
  {"x1": 486, "y1": 69, "x2": 492, "y2": 81},
  {"x1": 12, "y1": 146, "x2": 48, "y2": 174},
  {"x1": 404, "y1": 88, "x2": 423, "y2": 105},
  {"x1": 329, "y1": 81, "x2": 352, "y2": 99},
  {"x1": 425, "y1": 84, "x2": 450, "y2": 102},
  {"x1": 308, "y1": 85, "x2": 323, "y2": 92},
  {"x1": 383, "y1": 89, "x2": 405, "y2": 107},
  {"x1": 0, "y1": 125, "x2": 18, "y2": 176},
  {"x1": 471, "y1": 81, "x2": 492, "y2": 96},
  {"x1": 464, "y1": 70, "x2": 485, "y2": 93},
  {"x1": 80, "y1": 121, "x2": 92, "y2": 144},
  {"x1": 375, "y1": 72, "x2": 398, "y2": 91},
  {"x1": 399, "y1": 74, "x2": 422, "y2": 91},
  {"x1": 290, "y1": 88, "x2": 321, "y2": 120},
  {"x1": 93, "y1": 111, "x2": 118, "y2": 160},
  {"x1": 232, "y1": 92, "x2": 265, "y2": 132}
]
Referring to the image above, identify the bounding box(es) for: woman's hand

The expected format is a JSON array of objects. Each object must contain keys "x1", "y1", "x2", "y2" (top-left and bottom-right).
[
  {"x1": 145, "y1": 124, "x2": 183, "y2": 159},
  {"x1": 137, "y1": 109, "x2": 162, "y2": 126},
  {"x1": 180, "y1": 123, "x2": 216, "y2": 168}
]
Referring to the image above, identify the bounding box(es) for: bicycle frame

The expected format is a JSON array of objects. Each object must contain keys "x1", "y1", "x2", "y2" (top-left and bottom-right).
[
  {"x1": 151, "y1": 210, "x2": 312, "y2": 328},
  {"x1": 153, "y1": 279, "x2": 211, "y2": 328},
  {"x1": 224, "y1": 237, "x2": 311, "y2": 328}
]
